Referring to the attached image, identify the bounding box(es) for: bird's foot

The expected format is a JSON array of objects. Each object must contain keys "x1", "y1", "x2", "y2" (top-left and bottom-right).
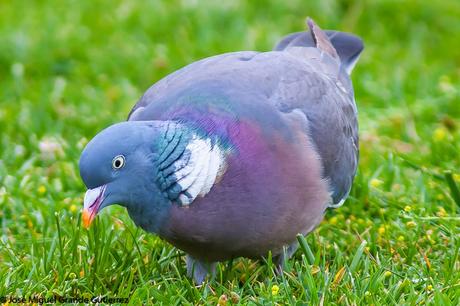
[
  {"x1": 273, "y1": 242, "x2": 299, "y2": 275},
  {"x1": 186, "y1": 254, "x2": 216, "y2": 284}
]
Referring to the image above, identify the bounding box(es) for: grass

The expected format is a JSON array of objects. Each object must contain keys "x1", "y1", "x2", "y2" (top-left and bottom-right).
[{"x1": 1, "y1": 0, "x2": 459, "y2": 304}]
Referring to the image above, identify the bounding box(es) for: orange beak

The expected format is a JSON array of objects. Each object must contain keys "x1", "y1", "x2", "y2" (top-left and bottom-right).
[
  {"x1": 82, "y1": 208, "x2": 94, "y2": 228},
  {"x1": 82, "y1": 185, "x2": 106, "y2": 228}
]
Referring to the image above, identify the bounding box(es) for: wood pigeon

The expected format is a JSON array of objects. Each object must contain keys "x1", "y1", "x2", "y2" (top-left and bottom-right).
[{"x1": 79, "y1": 18, "x2": 363, "y2": 283}]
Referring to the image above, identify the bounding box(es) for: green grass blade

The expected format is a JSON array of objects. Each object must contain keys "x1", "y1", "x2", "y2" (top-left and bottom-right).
[
  {"x1": 444, "y1": 170, "x2": 460, "y2": 209},
  {"x1": 296, "y1": 234, "x2": 315, "y2": 265},
  {"x1": 349, "y1": 240, "x2": 367, "y2": 274}
]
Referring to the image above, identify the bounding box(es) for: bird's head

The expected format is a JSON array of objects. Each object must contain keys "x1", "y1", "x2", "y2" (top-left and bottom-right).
[{"x1": 78, "y1": 121, "x2": 167, "y2": 228}]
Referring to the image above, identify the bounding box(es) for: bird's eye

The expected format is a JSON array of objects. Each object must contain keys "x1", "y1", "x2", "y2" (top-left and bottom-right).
[{"x1": 112, "y1": 155, "x2": 125, "y2": 169}]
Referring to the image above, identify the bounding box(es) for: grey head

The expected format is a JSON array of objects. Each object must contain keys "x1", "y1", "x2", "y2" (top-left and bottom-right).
[{"x1": 79, "y1": 121, "x2": 170, "y2": 229}]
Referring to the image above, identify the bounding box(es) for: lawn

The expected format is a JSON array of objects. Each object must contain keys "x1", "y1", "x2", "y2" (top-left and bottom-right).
[{"x1": 1, "y1": 0, "x2": 459, "y2": 304}]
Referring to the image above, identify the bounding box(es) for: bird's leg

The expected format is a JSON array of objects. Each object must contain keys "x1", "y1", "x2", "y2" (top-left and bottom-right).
[
  {"x1": 186, "y1": 254, "x2": 216, "y2": 284},
  {"x1": 273, "y1": 242, "x2": 299, "y2": 275}
]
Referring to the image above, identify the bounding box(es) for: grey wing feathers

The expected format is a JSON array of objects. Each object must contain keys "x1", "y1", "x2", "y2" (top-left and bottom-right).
[
  {"x1": 305, "y1": 88, "x2": 358, "y2": 207},
  {"x1": 273, "y1": 68, "x2": 358, "y2": 207},
  {"x1": 274, "y1": 22, "x2": 361, "y2": 206}
]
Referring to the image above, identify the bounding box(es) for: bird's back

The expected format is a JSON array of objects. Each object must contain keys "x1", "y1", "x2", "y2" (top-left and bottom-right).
[{"x1": 130, "y1": 33, "x2": 361, "y2": 205}]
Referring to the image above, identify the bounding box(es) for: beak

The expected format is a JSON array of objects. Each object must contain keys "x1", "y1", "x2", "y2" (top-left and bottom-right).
[{"x1": 82, "y1": 185, "x2": 106, "y2": 228}]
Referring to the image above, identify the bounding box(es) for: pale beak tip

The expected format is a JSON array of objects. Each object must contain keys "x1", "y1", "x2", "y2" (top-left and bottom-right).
[{"x1": 82, "y1": 185, "x2": 106, "y2": 228}]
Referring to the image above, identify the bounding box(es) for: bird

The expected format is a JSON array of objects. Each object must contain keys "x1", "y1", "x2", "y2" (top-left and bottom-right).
[{"x1": 79, "y1": 18, "x2": 363, "y2": 283}]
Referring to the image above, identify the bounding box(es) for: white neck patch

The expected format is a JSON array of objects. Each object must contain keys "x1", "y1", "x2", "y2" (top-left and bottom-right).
[{"x1": 174, "y1": 136, "x2": 227, "y2": 206}]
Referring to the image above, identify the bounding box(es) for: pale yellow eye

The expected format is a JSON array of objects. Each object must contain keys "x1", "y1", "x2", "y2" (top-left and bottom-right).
[{"x1": 112, "y1": 155, "x2": 125, "y2": 169}]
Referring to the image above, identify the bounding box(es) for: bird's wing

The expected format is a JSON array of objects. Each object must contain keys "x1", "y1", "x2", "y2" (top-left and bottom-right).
[
  {"x1": 271, "y1": 19, "x2": 361, "y2": 206},
  {"x1": 270, "y1": 64, "x2": 359, "y2": 207}
]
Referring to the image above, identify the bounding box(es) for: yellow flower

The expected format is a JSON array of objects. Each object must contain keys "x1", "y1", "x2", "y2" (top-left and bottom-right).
[
  {"x1": 437, "y1": 207, "x2": 447, "y2": 217},
  {"x1": 384, "y1": 271, "x2": 392, "y2": 277},
  {"x1": 454, "y1": 174, "x2": 460, "y2": 183},
  {"x1": 70, "y1": 204, "x2": 78, "y2": 213},
  {"x1": 426, "y1": 284, "x2": 433, "y2": 292},
  {"x1": 397, "y1": 235, "x2": 405, "y2": 242},
  {"x1": 38, "y1": 185, "x2": 47, "y2": 195},
  {"x1": 329, "y1": 216, "x2": 338, "y2": 225},
  {"x1": 271, "y1": 285, "x2": 280, "y2": 296},
  {"x1": 406, "y1": 221, "x2": 416, "y2": 228},
  {"x1": 378, "y1": 226, "x2": 386, "y2": 235},
  {"x1": 432, "y1": 127, "x2": 447, "y2": 142},
  {"x1": 370, "y1": 178, "x2": 383, "y2": 188},
  {"x1": 218, "y1": 294, "x2": 228, "y2": 306},
  {"x1": 404, "y1": 205, "x2": 412, "y2": 212}
]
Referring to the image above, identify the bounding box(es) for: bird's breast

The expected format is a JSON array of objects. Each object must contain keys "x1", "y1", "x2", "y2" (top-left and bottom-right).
[{"x1": 159, "y1": 116, "x2": 330, "y2": 261}]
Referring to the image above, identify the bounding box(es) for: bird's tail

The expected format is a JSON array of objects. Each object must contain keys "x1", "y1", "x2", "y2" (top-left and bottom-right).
[{"x1": 274, "y1": 18, "x2": 364, "y2": 75}]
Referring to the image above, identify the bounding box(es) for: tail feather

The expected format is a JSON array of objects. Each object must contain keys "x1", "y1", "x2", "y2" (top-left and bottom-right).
[
  {"x1": 307, "y1": 18, "x2": 340, "y2": 60},
  {"x1": 274, "y1": 18, "x2": 364, "y2": 74}
]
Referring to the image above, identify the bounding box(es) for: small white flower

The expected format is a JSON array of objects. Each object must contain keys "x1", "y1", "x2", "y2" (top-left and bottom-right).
[{"x1": 39, "y1": 137, "x2": 64, "y2": 160}]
